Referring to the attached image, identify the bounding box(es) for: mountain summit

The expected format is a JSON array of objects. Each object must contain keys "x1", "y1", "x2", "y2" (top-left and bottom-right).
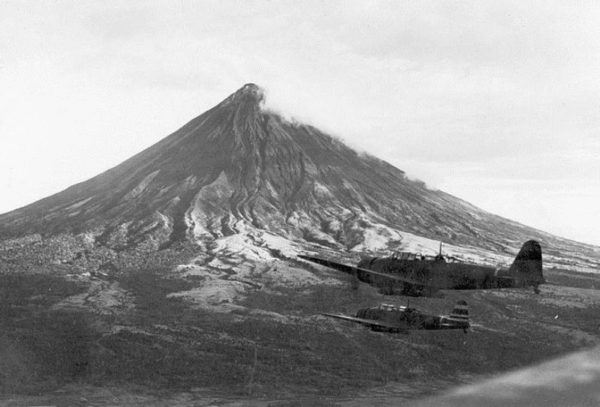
[
  {"x1": 0, "y1": 84, "x2": 592, "y2": 259},
  {"x1": 222, "y1": 82, "x2": 264, "y2": 103}
]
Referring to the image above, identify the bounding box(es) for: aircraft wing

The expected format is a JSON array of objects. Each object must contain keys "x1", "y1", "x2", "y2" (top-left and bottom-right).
[
  {"x1": 298, "y1": 254, "x2": 433, "y2": 288},
  {"x1": 320, "y1": 313, "x2": 407, "y2": 332},
  {"x1": 298, "y1": 255, "x2": 358, "y2": 274}
]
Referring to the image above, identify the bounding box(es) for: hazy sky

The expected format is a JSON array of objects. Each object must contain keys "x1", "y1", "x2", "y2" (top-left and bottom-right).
[{"x1": 2, "y1": 1, "x2": 600, "y2": 245}]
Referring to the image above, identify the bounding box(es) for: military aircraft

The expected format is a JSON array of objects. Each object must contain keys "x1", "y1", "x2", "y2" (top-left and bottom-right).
[
  {"x1": 322, "y1": 300, "x2": 470, "y2": 333},
  {"x1": 299, "y1": 240, "x2": 544, "y2": 297}
]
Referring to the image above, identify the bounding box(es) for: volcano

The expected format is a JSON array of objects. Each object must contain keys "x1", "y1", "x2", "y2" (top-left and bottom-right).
[
  {"x1": 2, "y1": 84, "x2": 600, "y2": 402},
  {"x1": 0, "y1": 84, "x2": 598, "y2": 268}
]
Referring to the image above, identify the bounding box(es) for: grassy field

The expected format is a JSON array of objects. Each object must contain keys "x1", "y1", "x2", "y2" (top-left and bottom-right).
[
  {"x1": 0, "y1": 273, "x2": 94, "y2": 393},
  {"x1": 1, "y1": 264, "x2": 599, "y2": 404}
]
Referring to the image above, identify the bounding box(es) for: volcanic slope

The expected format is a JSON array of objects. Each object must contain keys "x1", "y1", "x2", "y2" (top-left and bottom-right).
[{"x1": 0, "y1": 83, "x2": 598, "y2": 270}]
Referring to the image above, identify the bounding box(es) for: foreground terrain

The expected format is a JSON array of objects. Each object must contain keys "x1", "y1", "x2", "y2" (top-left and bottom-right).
[{"x1": 1, "y1": 235, "x2": 599, "y2": 406}]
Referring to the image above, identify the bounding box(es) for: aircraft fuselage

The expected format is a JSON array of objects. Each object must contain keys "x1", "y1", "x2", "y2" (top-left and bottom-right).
[
  {"x1": 358, "y1": 257, "x2": 514, "y2": 294},
  {"x1": 300, "y1": 240, "x2": 544, "y2": 297}
]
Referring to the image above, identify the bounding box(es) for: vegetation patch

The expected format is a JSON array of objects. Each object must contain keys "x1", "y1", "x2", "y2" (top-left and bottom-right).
[
  {"x1": 0, "y1": 274, "x2": 96, "y2": 393},
  {"x1": 1, "y1": 264, "x2": 599, "y2": 401}
]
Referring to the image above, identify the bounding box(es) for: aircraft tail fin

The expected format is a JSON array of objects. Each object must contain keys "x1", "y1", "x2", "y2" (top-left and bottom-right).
[
  {"x1": 508, "y1": 240, "x2": 544, "y2": 291},
  {"x1": 449, "y1": 300, "x2": 469, "y2": 322},
  {"x1": 441, "y1": 300, "x2": 470, "y2": 332}
]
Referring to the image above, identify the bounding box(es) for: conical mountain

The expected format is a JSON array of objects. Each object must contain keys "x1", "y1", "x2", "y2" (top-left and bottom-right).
[{"x1": 0, "y1": 84, "x2": 597, "y2": 262}]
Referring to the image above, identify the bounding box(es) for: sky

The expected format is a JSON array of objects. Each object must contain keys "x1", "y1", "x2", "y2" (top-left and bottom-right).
[{"x1": 1, "y1": 0, "x2": 599, "y2": 245}]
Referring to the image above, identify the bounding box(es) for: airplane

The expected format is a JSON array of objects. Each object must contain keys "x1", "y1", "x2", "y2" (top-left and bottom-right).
[
  {"x1": 321, "y1": 300, "x2": 470, "y2": 333},
  {"x1": 299, "y1": 240, "x2": 544, "y2": 297}
]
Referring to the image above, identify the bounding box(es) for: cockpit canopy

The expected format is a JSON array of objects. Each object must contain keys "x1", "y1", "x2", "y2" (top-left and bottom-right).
[
  {"x1": 378, "y1": 303, "x2": 400, "y2": 311},
  {"x1": 376, "y1": 303, "x2": 413, "y2": 312},
  {"x1": 391, "y1": 252, "x2": 439, "y2": 261},
  {"x1": 391, "y1": 252, "x2": 419, "y2": 261}
]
